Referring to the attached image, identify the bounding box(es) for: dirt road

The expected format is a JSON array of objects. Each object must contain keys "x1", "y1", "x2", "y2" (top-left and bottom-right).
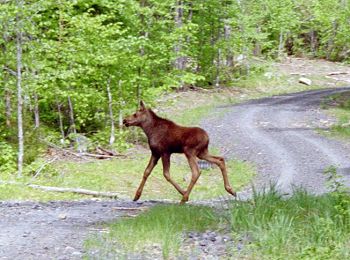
[
  {"x1": 203, "y1": 87, "x2": 350, "y2": 196},
  {"x1": 0, "y1": 200, "x2": 153, "y2": 260}
]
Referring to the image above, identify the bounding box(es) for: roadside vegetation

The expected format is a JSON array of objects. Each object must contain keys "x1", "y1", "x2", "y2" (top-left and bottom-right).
[
  {"x1": 85, "y1": 184, "x2": 350, "y2": 259},
  {"x1": 322, "y1": 91, "x2": 350, "y2": 138}
]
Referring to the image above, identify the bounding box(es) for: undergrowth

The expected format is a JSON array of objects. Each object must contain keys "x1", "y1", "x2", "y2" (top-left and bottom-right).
[{"x1": 230, "y1": 169, "x2": 350, "y2": 259}]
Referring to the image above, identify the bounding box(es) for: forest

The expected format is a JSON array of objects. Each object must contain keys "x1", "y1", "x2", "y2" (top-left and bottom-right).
[{"x1": 1, "y1": 0, "x2": 350, "y2": 176}]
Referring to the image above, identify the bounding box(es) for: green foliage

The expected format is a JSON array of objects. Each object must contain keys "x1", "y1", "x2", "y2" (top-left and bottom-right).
[
  {"x1": 0, "y1": 142, "x2": 17, "y2": 174},
  {"x1": 229, "y1": 187, "x2": 350, "y2": 259}
]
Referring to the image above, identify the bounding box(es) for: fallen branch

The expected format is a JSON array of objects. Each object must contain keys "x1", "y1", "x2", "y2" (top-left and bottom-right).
[
  {"x1": 40, "y1": 139, "x2": 91, "y2": 160},
  {"x1": 32, "y1": 156, "x2": 59, "y2": 179},
  {"x1": 0, "y1": 181, "x2": 121, "y2": 198},
  {"x1": 80, "y1": 152, "x2": 116, "y2": 159},
  {"x1": 327, "y1": 71, "x2": 349, "y2": 76},
  {"x1": 96, "y1": 146, "x2": 126, "y2": 157}
]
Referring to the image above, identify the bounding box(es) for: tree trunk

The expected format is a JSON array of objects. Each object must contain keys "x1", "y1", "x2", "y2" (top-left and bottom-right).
[
  {"x1": 326, "y1": 21, "x2": 338, "y2": 60},
  {"x1": 278, "y1": 30, "x2": 284, "y2": 58},
  {"x1": 4, "y1": 83, "x2": 11, "y2": 128},
  {"x1": 224, "y1": 21, "x2": 234, "y2": 67},
  {"x1": 106, "y1": 78, "x2": 115, "y2": 145},
  {"x1": 67, "y1": 95, "x2": 77, "y2": 137},
  {"x1": 118, "y1": 80, "x2": 123, "y2": 129},
  {"x1": 215, "y1": 48, "x2": 221, "y2": 87},
  {"x1": 310, "y1": 30, "x2": 317, "y2": 57},
  {"x1": 137, "y1": 0, "x2": 148, "y2": 104},
  {"x1": 174, "y1": 0, "x2": 184, "y2": 71},
  {"x1": 33, "y1": 93, "x2": 40, "y2": 128},
  {"x1": 56, "y1": 101, "x2": 65, "y2": 144},
  {"x1": 16, "y1": 0, "x2": 24, "y2": 177},
  {"x1": 253, "y1": 26, "x2": 262, "y2": 56}
]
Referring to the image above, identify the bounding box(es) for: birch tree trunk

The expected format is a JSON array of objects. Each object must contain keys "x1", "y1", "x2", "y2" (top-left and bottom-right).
[
  {"x1": 33, "y1": 93, "x2": 40, "y2": 128},
  {"x1": 137, "y1": 0, "x2": 148, "y2": 104},
  {"x1": 106, "y1": 78, "x2": 115, "y2": 145},
  {"x1": 174, "y1": 0, "x2": 184, "y2": 71},
  {"x1": 16, "y1": 0, "x2": 24, "y2": 177}
]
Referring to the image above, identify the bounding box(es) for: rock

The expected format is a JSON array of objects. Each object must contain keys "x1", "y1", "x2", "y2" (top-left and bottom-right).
[
  {"x1": 298, "y1": 77, "x2": 312, "y2": 85},
  {"x1": 58, "y1": 213, "x2": 67, "y2": 220}
]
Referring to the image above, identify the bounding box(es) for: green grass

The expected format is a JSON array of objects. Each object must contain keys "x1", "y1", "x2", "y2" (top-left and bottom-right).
[
  {"x1": 0, "y1": 153, "x2": 254, "y2": 201},
  {"x1": 321, "y1": 91, "x2": 350, "y2": 138},
  {"x1": 229, "y1": 187, "x2": 350, "y2": 259},
  {"x1": 84, "y1": 186, "x2": 350, "y2": 259},
  {"x1": 85, "y1": 204, "x2": 221, "y2": 258}
]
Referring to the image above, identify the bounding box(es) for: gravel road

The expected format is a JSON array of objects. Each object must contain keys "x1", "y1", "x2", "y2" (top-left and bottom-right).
[
  {"x1": 0, "y1": 200, "x2": 154, "y2": 260},
  {"x1": 203, "y1": 87, "x2": 350, "y2": 196},
  {"x1": 1, "y1": 87, "x2": 350, "y2": 260}
]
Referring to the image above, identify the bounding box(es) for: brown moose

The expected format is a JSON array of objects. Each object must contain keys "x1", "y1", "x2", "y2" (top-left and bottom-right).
[{"x1": 123, "y1": 101, "x2": 236, "y2": 203}]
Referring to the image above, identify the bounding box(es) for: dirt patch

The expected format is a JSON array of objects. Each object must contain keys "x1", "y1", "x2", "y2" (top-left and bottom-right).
[{"x1": 276, "y1": 57, "x2": 350, "y2": 86}]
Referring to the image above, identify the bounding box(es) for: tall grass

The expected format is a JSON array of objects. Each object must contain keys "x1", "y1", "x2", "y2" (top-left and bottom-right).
[{"x1": 229, "y1": 186, "x2": 350, "y2": 259}]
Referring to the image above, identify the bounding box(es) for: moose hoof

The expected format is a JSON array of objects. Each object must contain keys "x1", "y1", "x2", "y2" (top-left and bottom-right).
[
  {"x1": 180, "y1": 196, "x2": 189, "y2": 204},
  {"x1": 225, "y1": 186, "x2": 237, "y2": 197},
  {"x1": 133, "y1": 194, "x2": 141, "y2": 201}
]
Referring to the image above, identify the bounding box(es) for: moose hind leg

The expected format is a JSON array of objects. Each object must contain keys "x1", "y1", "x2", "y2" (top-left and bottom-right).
[
  {"x1": 134, "y1": 155, "x2": 159, "y2": 201},
  {"x1": 181, "y1": 153, "x2": 201, "y2": 204},
  {"x1": 199, "y1": 152, "x2": 236, "y2": 197}
]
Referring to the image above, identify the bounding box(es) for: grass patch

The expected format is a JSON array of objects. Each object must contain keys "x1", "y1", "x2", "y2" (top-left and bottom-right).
[
  {"x1": 85, "y1": 204, "x2": 221, "y2": 258},
  {"x1": 321, "y1": 91, "x2": 350, "y2": 138},
  {"x1": 229, "y1": 187, "x2": 350, "y2": 259},
  {"x1": 0, "y1": 153, "x2": 254, "y2": 201}
]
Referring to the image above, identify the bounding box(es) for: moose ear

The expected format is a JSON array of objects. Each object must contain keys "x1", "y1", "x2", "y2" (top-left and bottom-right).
[{"x1": 139, "y1": 100, "x2": 146, "y2": 110}]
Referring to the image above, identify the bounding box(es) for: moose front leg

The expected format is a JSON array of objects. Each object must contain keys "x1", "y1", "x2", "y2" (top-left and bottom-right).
[
  {"x1": 162, "y1": 154, "x2": 185, "y2": 196},
  {"x1": 133, "y1": 155, "x2": 159, "y2": 201}
]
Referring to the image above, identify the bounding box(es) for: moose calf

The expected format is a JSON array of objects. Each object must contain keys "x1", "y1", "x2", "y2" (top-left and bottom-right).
[{"x1": 123, "y1": 101, "x2": 236, "y2": 203}]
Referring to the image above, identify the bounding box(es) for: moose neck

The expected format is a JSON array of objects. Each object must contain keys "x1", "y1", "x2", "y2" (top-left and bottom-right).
[{"x1": 140, "y1": 110, "x2": 163, "y2": 140}]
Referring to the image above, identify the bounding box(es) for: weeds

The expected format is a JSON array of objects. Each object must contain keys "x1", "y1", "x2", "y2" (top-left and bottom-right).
[{"x1": 229, "y1": 183, "x2": 350, "y2": 259}]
